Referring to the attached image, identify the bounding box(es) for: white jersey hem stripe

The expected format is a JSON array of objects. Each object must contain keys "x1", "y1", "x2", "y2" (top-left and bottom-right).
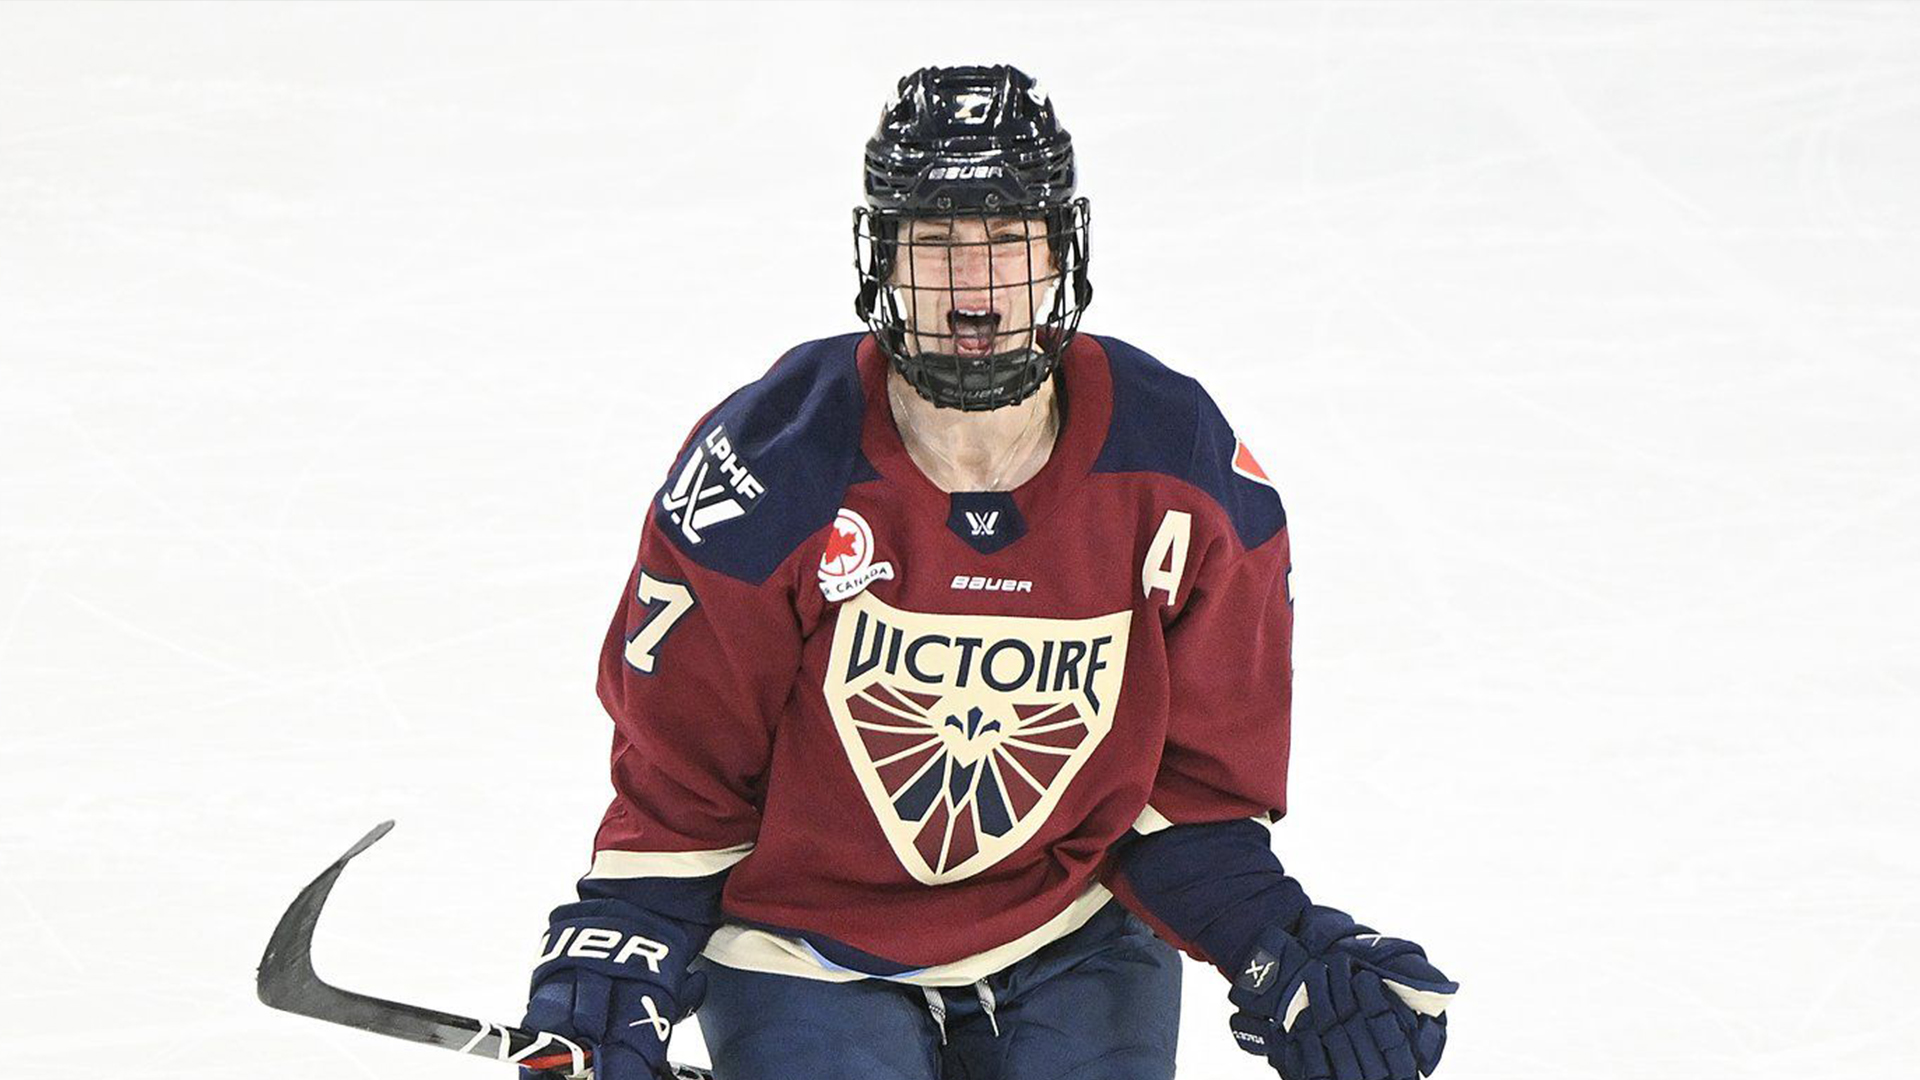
[
  {"x1": 699, "y1": 882, "x2": 1114, "y2": 986},
  {"x1": 1131, "y1": 804, "x2": 1175, "y2": 836},
  {"x1": 586, "y1": 844, "x2": 755, "y2": 879}
]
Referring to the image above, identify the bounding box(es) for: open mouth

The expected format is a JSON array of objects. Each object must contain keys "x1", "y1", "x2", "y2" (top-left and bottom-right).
[{"x1": 948, "y1": 308, "x2": 1001, "y2": 357}]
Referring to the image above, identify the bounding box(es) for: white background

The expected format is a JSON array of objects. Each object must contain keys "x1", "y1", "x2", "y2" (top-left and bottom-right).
[{"x1": 4, "y1": 2, "x2": 1917, "y2": 1077}]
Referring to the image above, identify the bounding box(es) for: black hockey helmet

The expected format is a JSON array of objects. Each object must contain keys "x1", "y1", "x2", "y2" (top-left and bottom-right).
[{"x1": 854, "y1": 65, "x2": 1093, "y2": 411}]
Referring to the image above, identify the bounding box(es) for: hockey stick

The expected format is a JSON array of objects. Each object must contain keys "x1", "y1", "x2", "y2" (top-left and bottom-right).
[{"x1": 256, "y1": 820, "x2": 714, "y2": 1080}]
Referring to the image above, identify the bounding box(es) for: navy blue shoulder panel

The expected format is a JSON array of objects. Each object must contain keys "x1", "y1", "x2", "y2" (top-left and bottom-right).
[
  {"x1": 651, "y1": 332, "x2": 872, "y2": 584},
  {"x1": 1090, "y1": 334, "x2": 1287, "y2": 549}
]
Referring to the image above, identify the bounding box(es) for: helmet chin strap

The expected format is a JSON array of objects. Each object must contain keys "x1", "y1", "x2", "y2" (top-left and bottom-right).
[
  {"x1": 893, "y1": 343, "x2": 1051, "y2": 412},
  {"x1": 888, "y1": 370, "x2": 1060, "y2": 493},
  {"x1": 884, "y1": 265, "x2": 1068, "y2": 412}
]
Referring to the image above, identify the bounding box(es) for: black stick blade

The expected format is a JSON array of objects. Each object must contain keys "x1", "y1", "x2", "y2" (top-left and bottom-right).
[
  {"x1": 257, "y1": 820, "x2": 393, "y2": 1010},
  {"x1": 256, "y1": 823, "x2": 719, "y2": 1078}
]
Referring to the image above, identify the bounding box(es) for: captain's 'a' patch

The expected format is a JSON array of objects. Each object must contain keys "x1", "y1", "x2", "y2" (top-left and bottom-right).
[
  {"x1": 824, "y1": 592, "x2": 1131, "y2": 885},
  {"x1": 660, "y1": 423, "x2": 765, "y2": 544}
]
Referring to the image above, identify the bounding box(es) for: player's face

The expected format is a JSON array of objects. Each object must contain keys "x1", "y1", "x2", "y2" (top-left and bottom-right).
[{"x1": 891, "y1": 214, "x2": 1058, "y2": 359}]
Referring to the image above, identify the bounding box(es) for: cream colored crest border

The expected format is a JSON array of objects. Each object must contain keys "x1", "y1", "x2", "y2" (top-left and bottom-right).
[{"x1": 823, "y1": 591, "x2": 1134, "y2": 886}]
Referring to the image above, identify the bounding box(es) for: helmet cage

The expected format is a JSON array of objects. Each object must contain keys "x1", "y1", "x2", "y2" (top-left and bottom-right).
[{"x1": 854, "y1": 198, "x2": 1092, "y2": 412}]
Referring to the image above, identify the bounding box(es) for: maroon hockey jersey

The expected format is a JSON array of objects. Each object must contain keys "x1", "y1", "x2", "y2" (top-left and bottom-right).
[{"x1": 584, "y1": 331, "x2": 1292, "y2": 983}]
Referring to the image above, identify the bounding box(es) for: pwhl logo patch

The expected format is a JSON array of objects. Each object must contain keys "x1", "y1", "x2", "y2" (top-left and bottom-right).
[
  {"x1": 661, "y1": 424, "x2": 763, "y2": 544},
  {"x1": 824, "y1": 592, "x2": 1132, "y2": 884}
]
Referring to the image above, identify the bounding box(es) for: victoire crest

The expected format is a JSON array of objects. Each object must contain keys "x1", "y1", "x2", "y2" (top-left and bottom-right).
[{"x1": 823, "y1": 592, "x2": 1132, "y2": 885}]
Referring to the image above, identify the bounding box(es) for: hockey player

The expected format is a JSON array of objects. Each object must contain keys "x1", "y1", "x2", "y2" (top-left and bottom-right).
[{"x1": 521, "y1": 66, "x2": 1456, "y2": 1080}]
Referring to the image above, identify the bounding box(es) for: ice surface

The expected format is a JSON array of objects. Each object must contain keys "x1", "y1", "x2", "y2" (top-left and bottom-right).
[{"x1": 3, "y1": 2, "x2": 1917, "y2": 1077}]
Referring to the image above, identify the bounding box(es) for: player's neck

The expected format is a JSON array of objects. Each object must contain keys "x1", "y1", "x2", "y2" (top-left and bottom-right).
[{"x1": 887, "y1": 369, "x2": 1060, "y2": 494}]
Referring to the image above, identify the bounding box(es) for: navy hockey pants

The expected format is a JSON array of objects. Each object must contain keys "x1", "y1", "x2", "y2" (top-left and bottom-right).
[{"x1": 695, "y1": 901, "x2": 1182, "y2": 1080}]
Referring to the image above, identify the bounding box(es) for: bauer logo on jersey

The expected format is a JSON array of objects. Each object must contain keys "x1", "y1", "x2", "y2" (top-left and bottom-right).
[
  {"x1": 823, "y1": 591, "x2": 1132, "y2": 885},
  {"x1": 660, "y1": 424, "x2": 764, "y2": 544},
  {"x1": 819, "y1": 507, "x2": 896, "y2": 602}
]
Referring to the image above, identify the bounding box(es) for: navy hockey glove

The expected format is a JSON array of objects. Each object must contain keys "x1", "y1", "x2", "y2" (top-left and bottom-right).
[
  {"x1": 1228, "y1": 905, "x2": 1456, "y2": 1080},
  {"x1": 520, "y1": 900, "x2": 707, "y2": 1080}
]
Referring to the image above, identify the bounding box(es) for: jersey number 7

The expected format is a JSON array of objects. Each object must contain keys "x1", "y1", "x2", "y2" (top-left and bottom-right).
[{"x1": 623, "y1": 570, "x2": 696, "y2": 674}]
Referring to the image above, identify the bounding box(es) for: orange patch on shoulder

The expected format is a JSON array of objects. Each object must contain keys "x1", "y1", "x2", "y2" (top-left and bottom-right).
[{"x1": 1232, "y1": 440, "x2": 1274, "y2": 487}]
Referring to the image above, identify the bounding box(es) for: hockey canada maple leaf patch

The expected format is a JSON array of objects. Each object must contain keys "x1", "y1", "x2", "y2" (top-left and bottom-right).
[
  {"x1": 818, "y1": 507, "x2": 895, "y2": 602},
  {"x1": 823, "y1": 592, "x2": 1132, "y2": 884}
]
